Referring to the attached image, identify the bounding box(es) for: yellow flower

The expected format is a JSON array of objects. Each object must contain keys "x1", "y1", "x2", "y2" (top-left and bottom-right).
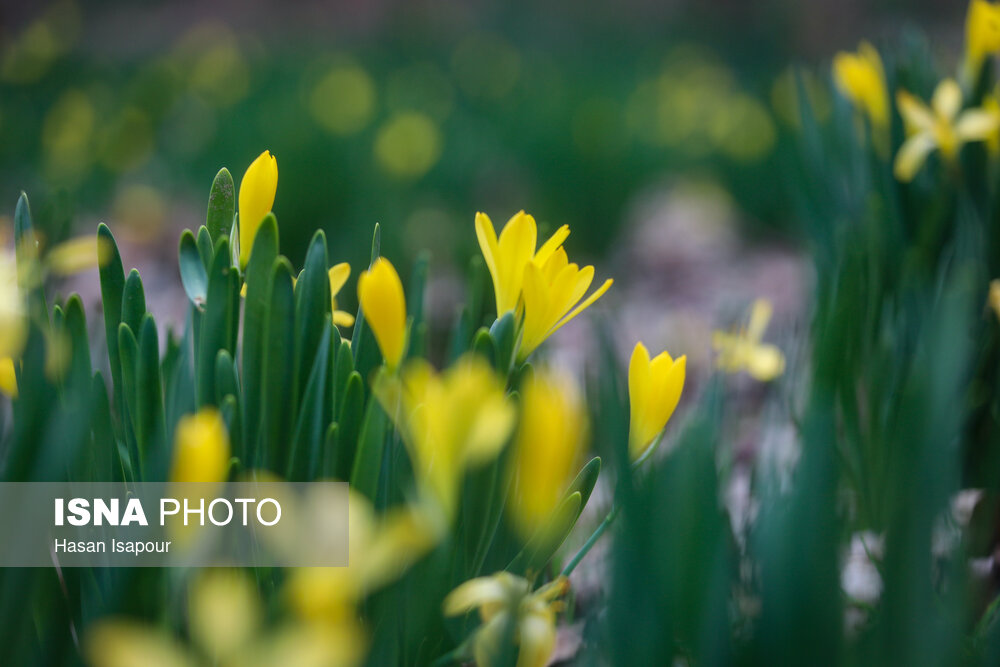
[
  {"x1": 475, "y1": 210, "x2": 568, "y2": 317},
  {"x1": 169, "y1": 408, "x2": 231, "y2": 483},
  {"x1": 966, "y1": 0, "x2": 1000, "y2": 80},
  {"x1": 238, "y1": 149, "x2": 278, "y2": 268},
  {"x1": 85, "y1": 620, "x2": 195, "y2": 667},
  {"x1": 989, "y1": 279, "x2": 1000, "y2": 320},
  {"x1": 519, "y1": 246, "x2": 613, "y2": 360},
  {"x1": 358, "y1": 257, "x2": 407, "y2": 370},
  {"x1": 328, "y1": 262, "x2": 355, "y2": 327},
  {"x1": 287, "y1": 490, "x2": 435, "y2": 621},
  {"x1": 508, "y1": 371, "x2": 585, "y2": 537},
  {"x1": 628, "y1": 342, "x2": 686, "y2": 461},
  {"x1": 0, "y1": 357, "x2": 17, "y2": 398},
  {"x1": 0, "y1": 249, "x2": 26, "y2": 360},
  {"x1": 444, "y1": 573, "x2": 569, "y2": 667},
  {"x1": 833, "y1": 41, "x2": 889, "y2": 129},
  {"x1": 45, "y1": 234, "x2": 112, "y2": 276},
  {"x1": 188, "y1": 570, "x2": 261, "y2": 662},
  {"x1": 712, "y1": 299, "x2": 785, "y2": 381},
  {"x1": 374, "y1": 355, "x2": 515, "y2": 522},
  {"x1": 894, "y1": 79, "x2": 999, "y2": 181}
]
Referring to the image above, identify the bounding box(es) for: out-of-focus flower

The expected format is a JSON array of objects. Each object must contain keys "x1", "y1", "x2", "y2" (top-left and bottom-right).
[
  {"x1": 771, "y1": 66, "x2": 831, "y2": 128},
  {"x1": 41, "y1": 89, "x2": 95, "y2": 183},
  {"x1": 238, "y1": 150, "x2": 278, "y2": 268},
  {"x1": 373, "y1": 112, "x2": 442, "y2": 179},
  {"x1": 0, "y1": 249, "x2": 26, "y2": 360},
  {"x1": 45, "y1": 235, "x2": 111, "y2": 276},
  {"x1": 476, "y1": 210, "x2": 567, "y2": 317},
  {"x1": 169, "y1": 408, "x2": 230, "y2": 483},
  {"x1": 519, "y1": 245, "x2": 613, "y2": 360},
  {"x1": 188, "y1": 570, "x2": 261, "y2": 662},
  {"x1": 833, "y1": 41, "x2": 890, "y2": 154},
  {"x1": 894, "y1": 79, "x2": 998, "y2": 181},
  {"x1": 374, "y1": 355, "x2": 515, "y2": 522},
  {"x1": 309, "y1": 62, "x2": 376, "y2": 135},
  {"x1": 713, "y1": 299, "x2": 785, "y2": 381},
  {"x1": 287, "y1": 490, "x2": 435, "y2": 621},
  {"x1": 628, "y1": 342, "x2": 686, "y2": 461},
  {"x1": 989, "y1": 279, "x2": 1000, "y2": 320},
  {"x1": 966, "y1": 0, "x2": 1000, "y2": 81},
  {"x1": 508, "y1": 371, "x2": 585, "y2": 537},
  {"x1": 328, "y1": 263, "x2": 355, "y2": 328},
  {"x1": 85, "y1": 620, "x2": 195, "y2": 667},
  {"x1": 444, "y1": 573, "x2": 568, "y2": 667},
  {"x1": 358, "y1": 258, "x2": 407, "y2": 370},
  {"x1": 0, "y1": 357, "x2": 17, "y2": 398}
]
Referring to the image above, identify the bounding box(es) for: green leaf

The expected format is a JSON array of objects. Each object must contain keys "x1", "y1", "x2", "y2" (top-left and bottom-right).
[
  {"x1": 259, "y1": 257, "x2": 296, "y2": 472},
  {"x1": 350, "y1": 224, "x2": 382, "y2": 388},
  {"x1": 566, "y1": 456, "x2": 602, "y2": 510},
  {"x1": 489, "y1": 311, "x2": 517, "y2": 375},
  {"x1": 90, "y1": 372, "x2": 123, "y2": 482},
  {"x1": 117, "y1": 322, "x2": 143, "y2": 477},
  {"x1": 322, "y1": 422, "x2": 339, "y2": 478},
  {"x1": 98, "y1": 223, "x2": 126, "y2": 417},
  {"x1": 206, "y1": 167, "x2": 236, "y2": 241},
  {"x1": 214, "y1": 349, "x2": 240, "y2": 405},
  {"x1": 179, "y1": 229, "x2": 208, "y2": 307},
  {"x1": 471, "y1": 327, "x2": 497, "y2": 367},
  {"x1": 63, "y1": 295, "x2": 92, "y2": 394},
  {"x1": 350, "y1": 398, "x2": 388, "y2": 503},
  {"x1": 219, "y1": 394, "x2": 241, "y2": 472},
  {"x1": 121, "y1": 269, "x2": 147, "y2": 334},
  {"x1": 294, "y1": 230, "x2": 331, "y2": 403},
  {"x1": 334, "y1": 339, "x2": 355, "y2": 417},
  {"x1": 241, "y1": 214, "x2": 279, "y2": 462},
  {"x1": 288, "y1": 323, "x2": 331, "y2": 481},
  {"x1": 508, "y1": 492, "x2": 582, "y2": 576},
  {"x1": 196, "y1": 225, "x2": 214, "y2": 272},
  {"x1": 334, "y1": 371, "x2": 364, "y2": 479},
  {"x1": 135, "y1": 314, "x2": 166, "y2": 477},
  {"x1": 196, "y1": 239, "x2": 238, "y2": 408}
]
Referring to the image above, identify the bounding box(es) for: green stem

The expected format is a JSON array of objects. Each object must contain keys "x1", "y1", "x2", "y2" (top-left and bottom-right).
[{"x1": 561, "y1": 503, "x2": 620, "y2": 577}]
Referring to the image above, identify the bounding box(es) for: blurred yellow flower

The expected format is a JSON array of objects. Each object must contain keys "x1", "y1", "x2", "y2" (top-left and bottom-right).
[
  {"x1": 444, "y1": 573, "x2": 568, "y2": 667},
  {"x1": 309, "y1": 63, "x2": 376, "y2": 135},
  {"x1": 373, "y1": 112, "x2": 442, "y2": 178},
  {"x1": 0, "y1": 357, "x2": 17, "y2": 398},
  {"x1": 628, "y1": 342, "x2": 686, "y2": 461},
  {"x1": 508, "y1": 371, "x2": 585, "y2": 537},
  {"x1": 238, "y1": 150, "x2": 278, "y2": 268},
  {"x1": 519, "y1": 246, "x2": 612, "y2": 360},
  {"x1": 85, "y1": 620, "x2": 195, "y2": 667},
  {"x1": 374, "y1": 355, "x2": 515, "y2": 522},
  {"x1": 713, "y1": 299, "x2": 785, "y2": 381},
  {"x1": 169, "y1": 408, "x2": 231, "y2": 483},
  {"x1": 476, "y1": 210, "x2": 568, "y2": 317},
  {"x1": 328, "y1": 262, "x2": 355, "y2": 328},
  {"x1": 0, "y1": 249, "x2": 26, "y2": 360},
  {"x1": 45, "y1": 235, "x2": 111, "y2": 276},
  {"x1": 358, "y1": 257, "x2": 407, "y2": 370},
  {"x1": 989, "y1": 279, "x2": 1000, "y2": 320},
  {"x1": 287, "y1": 490, "x2": 435, "y2": 621},
  {"x1": 833, "y1": 41, "x2": 889, "y2": 154},
  {"x1": 894, "y1": 79, "x2": 999, "y2": 181},
  {"x1": 188, "y1": 570, "x2": 261, "y2": 662},
  {"x1": 966, "y1": 0, "x2": 1000, "y2": 80}
]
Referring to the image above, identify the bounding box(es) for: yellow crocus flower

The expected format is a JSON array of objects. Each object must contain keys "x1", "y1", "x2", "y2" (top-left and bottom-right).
[
  {"x1": 508, "y1": 371, "x2": 585, "y2": 537},
  {"x1": 0, "y1": 356, "x2": 17, "y2": 398},
  {"x1": 444, "y1": 573, "x2": 568, "y2": 667},
  {"x1": 238, "y1": 149, "x2": 278, "y2": 268},
  {"x1": 894, "y1": 79, "x2": 999, "y2": 182},
  {"x1": 712, "y1": 299, "x2": 785, "y2": 382},
  {"x1": 519, "y1": 246, "x2": 613, "y2": 360},
  {"x1": 966, "y1": 0, "x2": 1000, "y2": 81},
  {"x1": 357, "y1": 257, "x2": 407, "y2": 370},
  {"x1": 328, "y1": 262, "x2": 355, "y2": 327},
  {"x1": 628, "y1": 342, "x2": 686, "y2": 461},
  {"x1": 169, "y1": 408, "x2": 231, "y2": 483},
  {"x1": 832, "y1": 41, "x2": 889, "y2": 154},
  {"x1": 475, "y1": 210, "x2": 569, "y2": 317},
  {"x1": 374, "y1": 355, "x2": 515, "y2": 523}
]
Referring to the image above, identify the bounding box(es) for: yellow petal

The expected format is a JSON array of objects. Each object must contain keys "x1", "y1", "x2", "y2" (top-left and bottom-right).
[
  {"x1": 46, "y1": 236, "x2": 108, "y2": 275},
  {"x1": 534, "y1": 224, "x2": 570, "y2": 267},
  {"x1": 328, "y1": 262, "x2": 351, "y2": 297},
  {"x1": 357, "y1": 257, "x2": 407, "y2": 370},
  {"x1": 932, "y1": 78, "x2": 963, "y2": 122},
  {"x1": 495, "y1": 211, "x2": 537, "y2": 315},
  {"x1": 896, "y1": 90, "x2": 936, "y2": 134},
  {"x1": 0, "y1": 357, "x2": 17, "y2": 398},
  {"x1": 475, "y1": 212, "x2": 504, "y2": 315},
  {"x1": 238, "y1": 150, "x2": 278, "y2": 268},
  {"x1": 990, "y1": 279, "x2": 1000, "y2": 321},
  {"x1": 549, "y1": 278, "x2": 613, "y2": 337},
  {"x1": 628, "y1": 342, "x2": 652, "y2": 453},
  {"x1": 746, "y1": 343, "x2": 785, "y2": 381},
  {"x1": 188, "y1": 570, "x2": 261, "y2": 661},
  {"x1": 746, "y1": 298, "x2": 773, "y2": 343},
  {"x1": 955, "y1": 108, "x2": 1000, "y2": 141},
  {"x1": 516, "y1": 608, "x2": 557, "y2": 667},
  {"x1": 333, "y1": 310, "x2": 356, "y2": 328},
  {"x1": 169, "y1": 408, "x2": 231, "y2": 483},
  {"x1": 894, "y1": 132, "x2": 937, "y2": 182},
  {"x1": 443, "y1": 576, "x2": 510, "y2": 616},
  {"x1": 84, "y1": 620, "x2": 196, "y2": 667}
]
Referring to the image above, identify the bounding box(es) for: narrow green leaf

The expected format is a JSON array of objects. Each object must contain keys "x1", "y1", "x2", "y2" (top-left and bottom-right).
[
  {"x1": 334, "y1": 371, "x2": 364, "y2": 479},
  {"x1": 214, "y1": 349, "x2": 240, "y2": 404},
  {"x1": 117, "y1": 323, "x2": 143, "y2": 477},
  {"x1": 63, "y1": 295, "x2": 92, "y2": 394},
  {"x1": 322, "y1": 422, "x2": 339, "y2": 478},
  {"x1": 508, "y1": 492, "x2": 583, "y2": 576},
  {"x1": 196, "y1": 226, "x2": 214, "y2": 272},
  {"x1": 490, "y1": 311, "x2": 517, "y2": 375},
  {"x1": 219, "y1": 394, "x2": 241, "y2": 472},
  {"x1": 135, "y1": 314, "x2": 165, "y2": 477},
  {"x1": 288, "y1": 324, "x2": 331, "y2": 481},
  {"x1": 98, "y1": 223, "x2": 126, "y2": 417},
  {"x1": 260, "y1": 257, "x2": 296, "y2": 472},
  {"x1": 350, "y1": 399, "x2": 388, "y2": 503},
  {"x1": 179, "y1": 229, "x2": 208, "y2": 307},
  {"x1": 294, "y1": 230, "x2": 331, "y2": 403},
  {"x1": 197, "y1": 240, "x2": 236, "y2": 408},
  {"x1": 206, "y1": 167, "x2": 236, "y2": 241},
  {"x1": 121, "y1": 269, "x2": 147, "y2": 334},
  {"x1": 90, "y1": 372, "x2": 120, "y2": 482},
  {"x1": 566, "y1": 456, "x2": 602, "y2": 510},
  {"x1": 350, "y1": 224, "x2": 382, "y2": 388},
  {"x1": 472, "y1": 327, "x2": 497, "y2": 367},
  {"x1": 334, "y1": 339, "x2": 355, "y2": 417}
]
